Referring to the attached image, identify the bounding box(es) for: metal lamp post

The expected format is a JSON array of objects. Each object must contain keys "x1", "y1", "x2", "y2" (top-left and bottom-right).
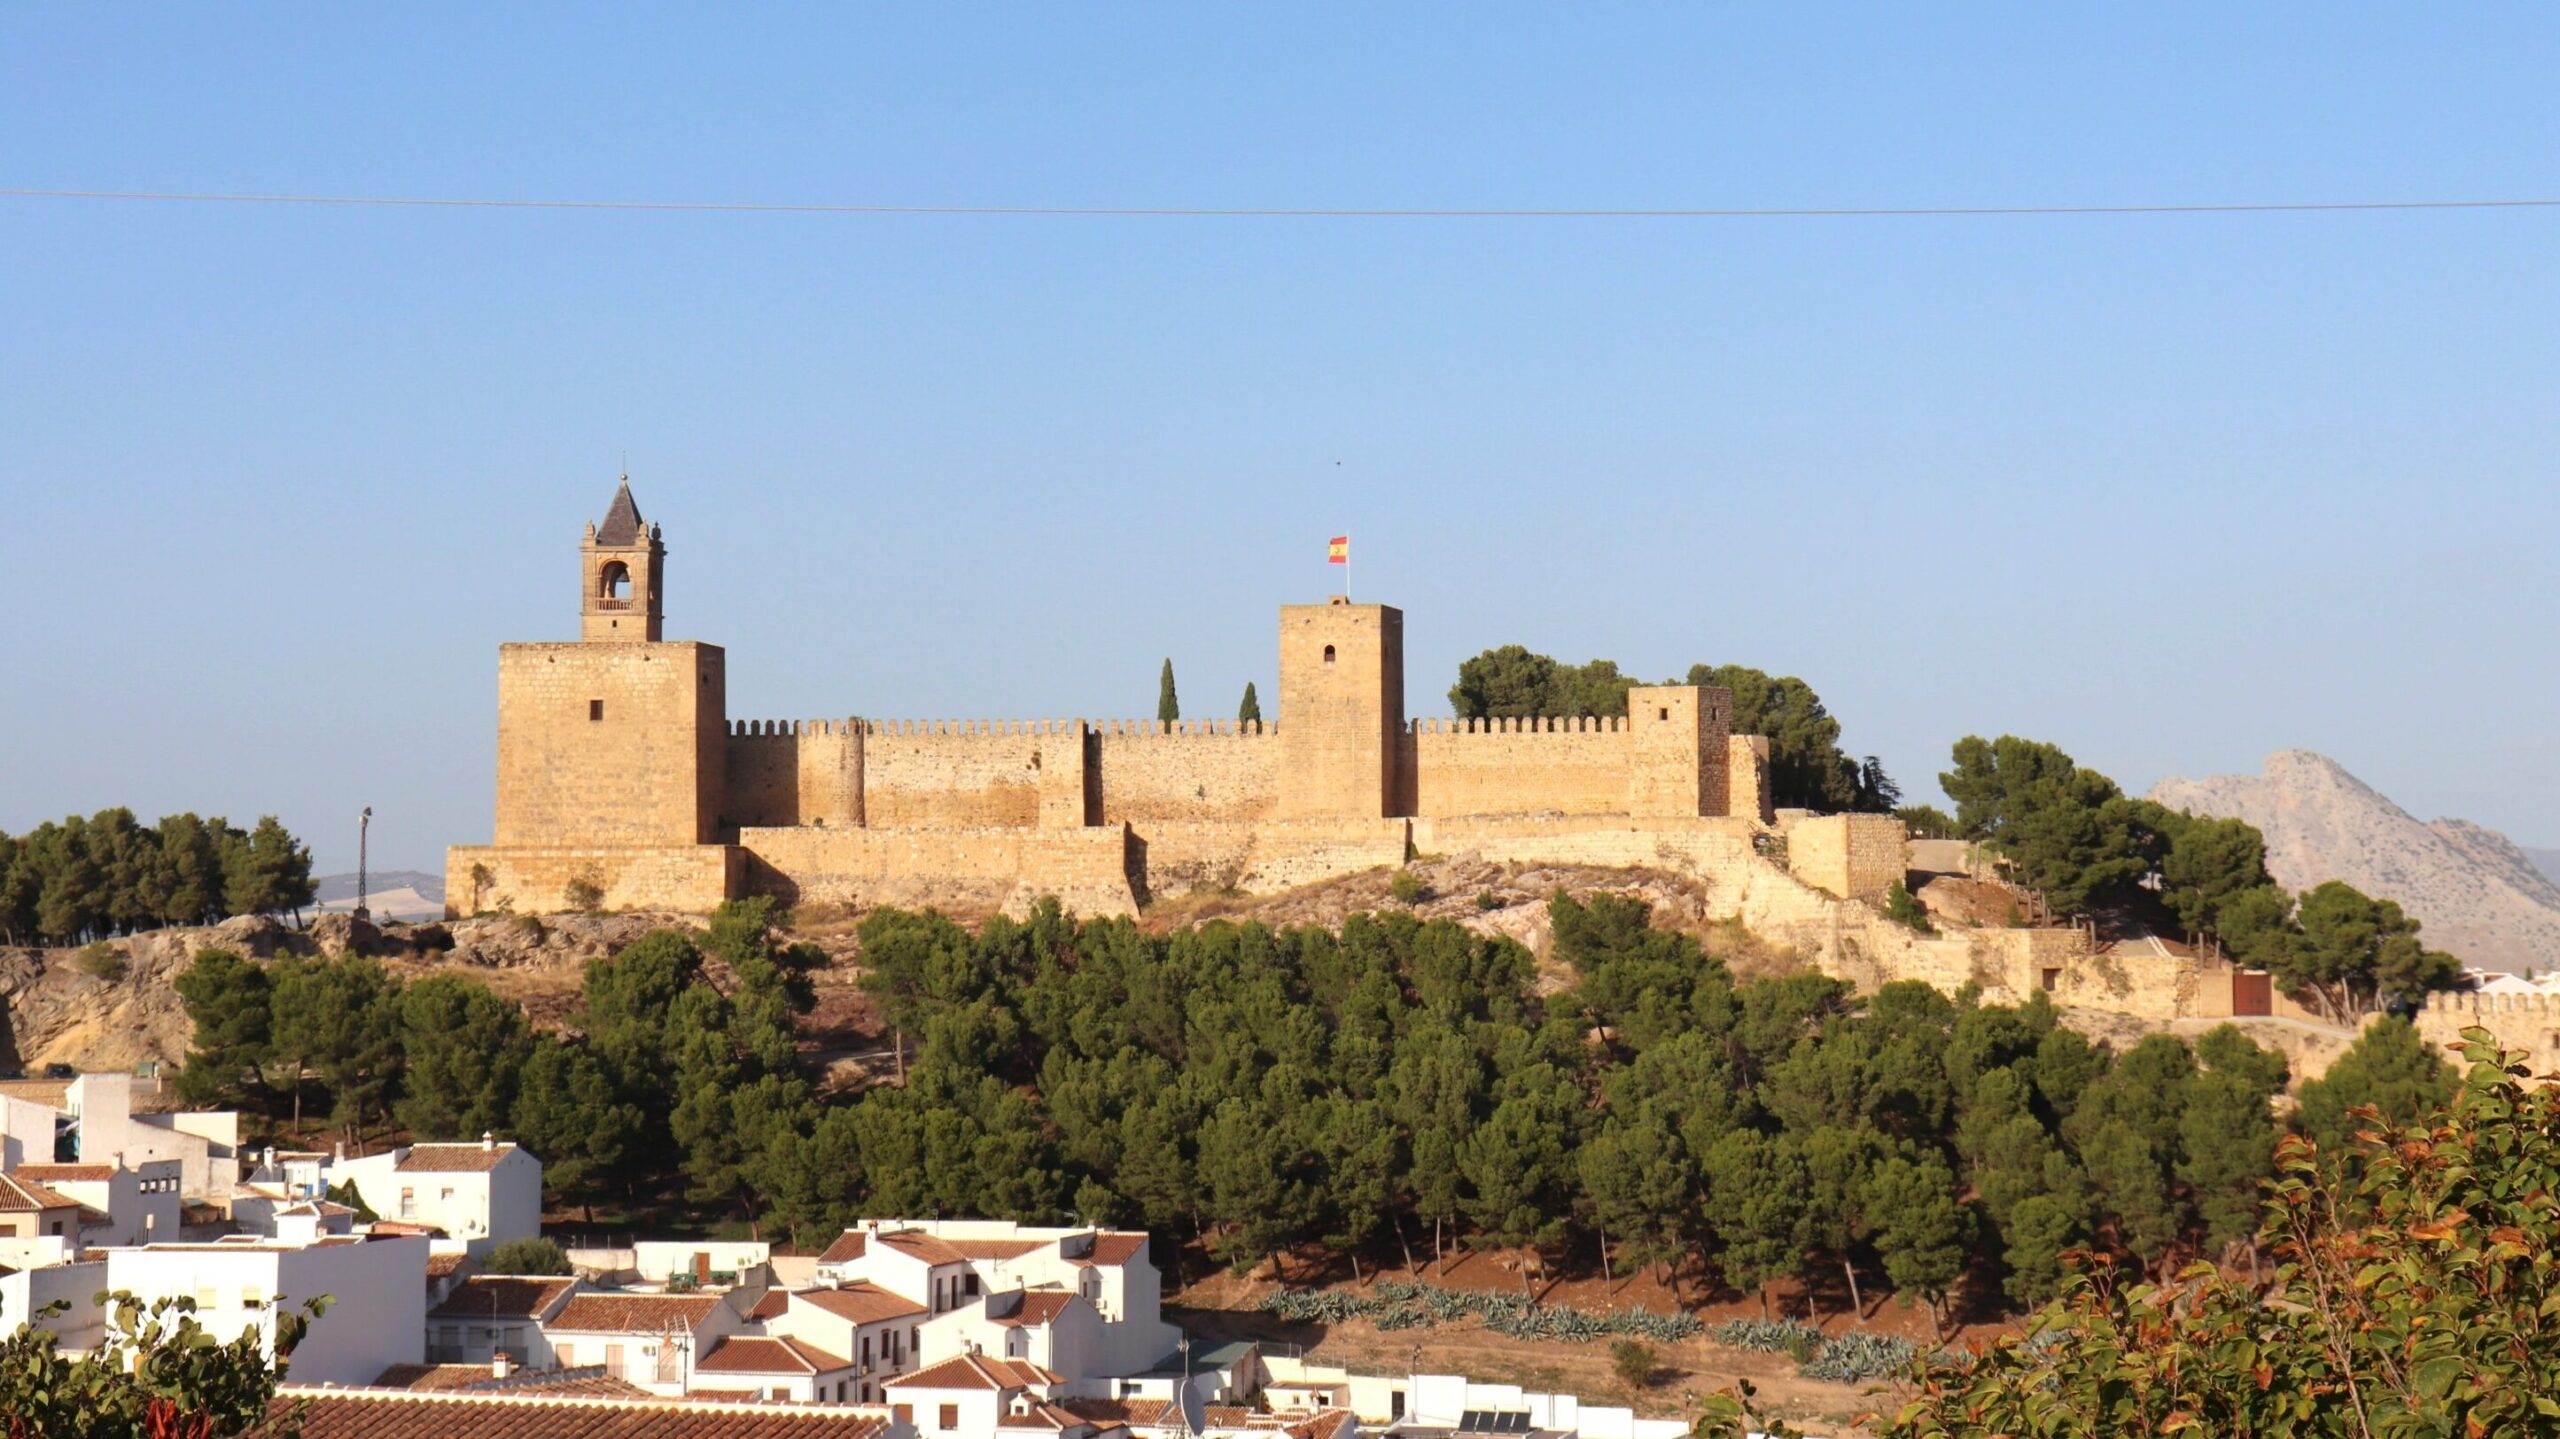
[{"x1": 353, "y1": 806, "x2": 372, "y2": 921}]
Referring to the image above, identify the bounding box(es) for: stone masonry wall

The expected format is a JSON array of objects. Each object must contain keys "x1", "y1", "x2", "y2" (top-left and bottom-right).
[
  {"x1": 1404, "y1": 719, "x2": 1630, "y2": 817},
  {"x1": 492, "y1": 642, "x2": 724, "y2": 847},
  {"x1": 858, "y1": 722, "x2": 1058, "y2": 828},
  {"x1": 1726, "y1": 735, "x2": 1773, "y2": 823},
  {"x1": 1129, "y1": 817, "x2": 1410, "y2": 898},
  {"x1": 725, "y1": 721, "x2": 862, "y2": 829},
  {"x1": 738, "y1": 824, "x2": 1136, "y2": 918},
  {"x1": 2413, "y1": 991, "x2": 2560, "y2": 1079},
  {"x1": 1094, "y1": 722, "x2": 1279, "y2": 823},
  {"x1": 443, "y1": 844, "x2": 740, "y2": 917},
  {"x1": 1785, "y1": 814, "x2": 1906, "y2": 902}
]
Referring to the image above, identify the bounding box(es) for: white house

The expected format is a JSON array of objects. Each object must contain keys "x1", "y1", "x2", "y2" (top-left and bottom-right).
[
  {"x1": 14, "y1": 1159, "x2": 182, "y2": 1247},
  {"x1": 758, "y1": 1282, "x2": 930, "y2": 1403},
  {"x1": 815, "y1": 1223, "x2": 1178, "y2": 1381},
  {"x1": 65, "y1": 1074, "x2": 239, "y2": 1202},
  {"x1": 102, "y1": 1232, "x2": 428, "y2": 1386},
  {"x1": 538, "y1": 1290, "x2": 747, "y2": 1396},
  {"x1": 0, "y1": 1097, "x2": 58, "y2": 1170},
  {"x1": 921, "y1": 1289, "x2": 1104, "y2": 1378},
  {"x1": 325, "y1": 1137, "x2": 541, "y2": 1257},
  {"x1": 427, "y1": 1274, "x2": 585, "y2": 1366},
  {"x1": 0, "y1": 1172, "x2": 103, "y2": 1246},
  {"x1": 693, "y1": 1334, "x2": 863, "y2": 1403},
  {"x1": 885, "y1": 1352, "x2": 1065, "y2": 1439}
]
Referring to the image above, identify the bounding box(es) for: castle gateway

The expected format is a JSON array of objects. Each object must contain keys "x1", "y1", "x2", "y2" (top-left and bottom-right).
[{"x1": 445, "y1": 482, "x2": 1783, "y2": 918}]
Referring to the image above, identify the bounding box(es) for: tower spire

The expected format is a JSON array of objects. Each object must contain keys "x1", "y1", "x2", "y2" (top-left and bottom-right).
[{"x1": 581, "y1": 476, "x2": 664, "y2": 642}]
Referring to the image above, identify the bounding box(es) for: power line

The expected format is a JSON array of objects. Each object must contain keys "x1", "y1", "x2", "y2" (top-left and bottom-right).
[{"x1": 5, "y1": 186, "x2": 2560, "y2": 220}]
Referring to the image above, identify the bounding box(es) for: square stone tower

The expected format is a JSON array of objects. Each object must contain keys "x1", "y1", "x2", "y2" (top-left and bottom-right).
[
  {"x1": 1276, "y1": 599, "x2": 1405, "y2": 819},
  {"x1": 491, "y1": 480, "x2": 727, "y2": 847},
  {"x1": 1625, "y1": 683, "x2": 1732, "y2": 818}
]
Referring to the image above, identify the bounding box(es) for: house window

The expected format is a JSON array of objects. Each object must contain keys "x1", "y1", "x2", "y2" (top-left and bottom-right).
[
  {"x1": 2041, "y1": 967, "x2": 2062, "y2": 993},
  {"x1": 194, "y1": 1286, "x2": 219, "y2": 1310},
  {"x1": 894, "y1": 1406, "x2": 914, "y2": 1426},
  {"x1": 604, "y1": 1343, "x2": 624, "y2": 1376},
  {"x1": 440, "y1": 1187, "x2": 455, "y2": 1204},
  {"x1": 862, "y1": 1335, "x2": 871, "y2": 1365},
  {"x1": 940, "y1": 1405, "x2": 960, "y2": 1430},
  {"x1": 590, "y1": 700, "x2": 605, "y2": 722},
  {"x1": 961, "y1": 1272, "x2": 980, "y2": 1298},
  {"x1": 399, "y1": 1188, "x2": 416, "y2": 1219}
]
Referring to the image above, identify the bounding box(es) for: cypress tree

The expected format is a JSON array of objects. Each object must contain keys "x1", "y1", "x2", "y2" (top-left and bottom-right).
[
  {"x1": 1238, "y1": 682, "x2": 1261, "y2": 725},
  {"x1": 1157, "y1": 659, "x2": 1180, "y2": 723}
]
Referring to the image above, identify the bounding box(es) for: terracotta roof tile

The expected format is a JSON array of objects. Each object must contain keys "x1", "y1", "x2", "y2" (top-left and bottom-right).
[
  {"x1": 698, "y1": 1335, "x2": 854, "y2": 1375},
  {"x1": 1062, "y1": 1398, "x2": 1178, "y2": 1428},
  {"x1": 9, "y1": 1164, "x2": 112, "y2": 1183},
  {"x1": 425, "y1": 1253, "x2": 475, "y2": 1279},
  {"x1": 875, "y1": 1229, "x2": 1046, "y2": 1266},
  {"x1": 745, "y1": 1288, "x2": 793, "y2": 1320},
  {"x1": 886, "y1": 1352, "x2": 1060, "y2": 1391},
  {"x1": 428, "y1": 1277, "x2": 578, "y2": 1321},
  {"x1": 817, "y1": 1230, "x2": 868, "y2": 1265},
  {"x1": 793, "y1": 1283, "x2": 928, "y2": 1325},
  {"x1": 396, "y1": 1143, "x2": 519, "y2": 1174},
  {"x1": 546, "y1": 1293, "x2": 723, "y2": 1334},
  {"x1": 991, "y1": 1291, "x2": 1083, "y2": 1327},
  {"x1": 1071, "y1": 1233, "x2": 1149, "y2": 1267},
  {"x1": 264, "y1": 1390, "x2": 892, "y2": 1438},
  {"x1": 0, "y1": 1175, "x2": 83, "y2": 1213}
]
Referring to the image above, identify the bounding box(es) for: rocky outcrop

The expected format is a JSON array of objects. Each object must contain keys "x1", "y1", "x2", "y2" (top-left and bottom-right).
[{"x1": 2150, "y1": 750, "x2": 2560, "y2": 974}]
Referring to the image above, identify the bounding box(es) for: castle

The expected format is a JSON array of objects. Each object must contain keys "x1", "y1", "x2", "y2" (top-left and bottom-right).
[{"x1": 445, "y1": 481, "x2": 1917, "y2": 919}]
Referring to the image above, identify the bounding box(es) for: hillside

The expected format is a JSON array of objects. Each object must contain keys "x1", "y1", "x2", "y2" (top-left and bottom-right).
[
  {"x1": 311, "y1": 869, "x2": 445, "y2": 922},
  {"x1": 2150, "y1": 750, "x2": 2560, "y2": 974}
]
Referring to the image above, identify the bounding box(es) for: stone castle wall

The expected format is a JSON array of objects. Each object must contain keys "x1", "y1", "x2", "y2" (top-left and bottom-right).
[
  {"x1": 2414, "y1": 990, "x2": 2560, "y2": 1077},
  {"x1": 444, "y1": 843, "x2": 740, "y2": 917},
  {"x1": 1095, "y1": 723, "x2": 1279, "y2": 824},
  {"x1": 1404, "y1": 719, "x2": 1631, "y2": 817}
]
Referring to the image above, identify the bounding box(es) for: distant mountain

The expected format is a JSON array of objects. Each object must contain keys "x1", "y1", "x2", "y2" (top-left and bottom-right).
[
  {"x1": 311, "y1": 870, "x2": 444, "y2": 921},
  {"x1": 2532, "y1": 848, "x2": 2560, "y2": 891},
  {"x1": 2149, "y1": 751, "x2": 2560, "y2": 974}
]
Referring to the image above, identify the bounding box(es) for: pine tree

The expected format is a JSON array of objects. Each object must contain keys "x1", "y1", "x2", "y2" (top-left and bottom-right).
[
  {"x1": 1238, "y1": 681, "x2": 1261, "y2": 726},
  {"x1": 1157, "y1": 659, "x2": 1180, "y2": 723}
]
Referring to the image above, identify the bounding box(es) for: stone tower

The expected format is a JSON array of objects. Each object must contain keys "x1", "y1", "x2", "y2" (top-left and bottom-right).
[
  {"x1": 1275, "y1": 598, "x2": 1405, "y2": 818},
  {"x1": 581, "y1": 477, "x2": 665, "y2": 642}
]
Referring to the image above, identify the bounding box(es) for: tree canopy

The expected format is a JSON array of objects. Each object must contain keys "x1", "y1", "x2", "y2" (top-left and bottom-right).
[
  {"x1": 0, "y1": 1291, "x2": 321, "y2": 1439},
  {"x1": 0, "y1": 809, "x2": 314, "y2": 945}
]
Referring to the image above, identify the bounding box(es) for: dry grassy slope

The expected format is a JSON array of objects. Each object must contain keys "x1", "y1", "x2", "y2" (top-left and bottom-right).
[{"x1": 2150, "y1": 749, "x2": 2560, "y2": 974}]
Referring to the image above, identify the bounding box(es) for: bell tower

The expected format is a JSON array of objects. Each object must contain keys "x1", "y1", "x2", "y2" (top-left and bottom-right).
[{"x1": 581, "y1": 476, "x2": 665, "y2": 642}]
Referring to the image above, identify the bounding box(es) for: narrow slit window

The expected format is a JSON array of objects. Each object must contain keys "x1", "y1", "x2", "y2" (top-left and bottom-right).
[
  {"x1": 1322, "y1": 645, "x2": 1336, "y2": 665},
  {"x1": 589, "y1": 700, "x2": 604, "y2": 722}
]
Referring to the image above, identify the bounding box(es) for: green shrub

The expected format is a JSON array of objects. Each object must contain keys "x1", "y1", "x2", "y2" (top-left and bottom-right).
[
  {"x1": 485, "y1": 1236, "x2": 572, "y2": 1276},
  {"x1": 1885, "y1": 881, "x2": 1934, "y2": 933},
  {"x1": 1389, "y1": 871, "x2": 1425, "y2": 905},
  {"x1": 75, "y1": 942, "x2": 126, "y2": 982},
  {"x1": 1475, "y1": 890, "x2": 1501, "y2": 911},
  {"x1": 563, "y1": 875, "x2": 604, "y2": 912},
  {"x1": 1610, "y1": 1338, "x2": 1656, "y2": 1391}
]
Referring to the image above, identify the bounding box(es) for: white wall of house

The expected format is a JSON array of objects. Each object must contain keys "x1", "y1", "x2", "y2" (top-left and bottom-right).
[
  {"x1": 0, "y1": 1260, "x2": 105, "y2": 1348},
  {"x1": 894, "y1": 1379, "x2": 1010, "y2": 1439},
  {"x1": 0, "y1": 1235, "x2": 75, "y2": 1272},
  {"x1": 103, "y1": 1236, "x2": 427, "y2": 1386},
  {"x1": 633, "y1": 1239, "x2": 772, "y2": 1283},
  {"x1": 765, "y1": 1297, "x2": 925, "y2": 1403},
  {"x1": 546, "y1": 1304, "x2": 743, "y2": 1396},
  {"x1": 0, "y1": 1097, "x2": 57, "y2": 1170},
  {"x1": 690, "y1": 1361, "x2": 857, "y2": 1403}
]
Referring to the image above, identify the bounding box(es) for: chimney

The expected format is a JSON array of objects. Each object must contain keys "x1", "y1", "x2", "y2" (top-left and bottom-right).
[
  {"x1": 493, "y1": 1350, "x2": 514, "y2": 1379},
  {"x1": 332, "y1": 1140, "x2": 345, "y2": 1163},
  {"x1": 262, "y1": 1146, "x2": 275, "y2": 1170},
  {"x1": 481, "y1": 1131, "x2": 495, "y2": 1152}
]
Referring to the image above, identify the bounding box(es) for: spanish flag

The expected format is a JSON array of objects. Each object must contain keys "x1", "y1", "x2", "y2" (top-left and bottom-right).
[{"x1": 1327, "y1": 536, "x2": 1349, "y2": 565}]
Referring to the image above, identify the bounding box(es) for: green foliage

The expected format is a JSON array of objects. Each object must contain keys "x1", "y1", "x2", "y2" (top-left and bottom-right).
[
  {"x1": 562, "y1": 874, "x2": 604, "y2": 912},
  {"x1": 1610, "y1": 1338, "x2": 1656, "y2": 1391},
  {"x1": 1883, "y1": 881, "x2": 1933, "y2": 933},
  {"x1": 1889, "y1": 1031, "x2": 2560, "y2": 1438},
  {"x1": 322, "y1": 1178, "x2": 376, "y2": 1223},
  {"x1": 1686, "y1": 663, "x2": 1885, "y2": 812},
  {"x1": 2291, "y1": 1014, "x2": 2456, "y2": 1154},
  {"x1": 268, "y1": 955, "x2": 401, "y2": 1140},
  {"x1": 1158, "y1": 658, "x2": 1179, "y2": 723},
  {"x1": 1388, "y1": 870, "x2": 1425, "y2": 905},
  {"x1": 172, "y1": 948, "x2": 273, "y2": 1106},
  {"x1": 394, "y1": 976, "x2": 532, "y2": 1140},
  {"x1": 2276, "y1": 880, "x2": 2461, "y2": 1021},
  {"x1": 1895, "y1": 805, "x2": 1959, "y2": 839},
  {"x1": 1939, "y1": 736, "x2": 2151, "y2": 914},
  {"x1": 1448, "y1": 646, "x2": 1634, "y2": 722},
  {"x1": 0, "y1": 809, "x2": 315, "y2": 945},
  {"x1": 75, "y1": 940, "x2": 127, "y2": 981},
  {"x1": 1238, "y1": 682, "x2": 1262, "y2": 725},
  {"x1": 0, "y1": 1290, "x2": 323, "y2": 1439},
  {"x1": 484, "y1": 1236, "x2": 573, "y2": 1276}
]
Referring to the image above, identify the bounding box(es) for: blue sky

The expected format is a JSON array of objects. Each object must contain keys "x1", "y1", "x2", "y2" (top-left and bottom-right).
[{"x1": 4, "y1": 5, "x2": 2556, "y2": 874}]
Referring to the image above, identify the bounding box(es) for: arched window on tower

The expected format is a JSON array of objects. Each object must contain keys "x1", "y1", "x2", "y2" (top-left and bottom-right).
[
  {"x1": 598, "y1": 560, "x2": 631, "y2": 606},
  {"x1": 1322, "y1": 644, "x2": 1336, "y2": 665}
]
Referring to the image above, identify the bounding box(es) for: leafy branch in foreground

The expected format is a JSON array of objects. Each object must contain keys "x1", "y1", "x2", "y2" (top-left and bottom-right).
[
  {"x1": 1887, "y1": 1028, "x2": 2560, "y2": 1438},
  {"x1": 0, "y1": 1290, "x2": 327, "y2": 1439}
]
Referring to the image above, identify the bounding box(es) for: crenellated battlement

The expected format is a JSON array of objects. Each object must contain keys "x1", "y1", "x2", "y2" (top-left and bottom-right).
[
  {"x1": 1410, "y1": 715, "x2": 1628, "y2": 735},
  {"x1": 731, "y1": 717, "x2": 1276, "y2": 738},
  {"x1": 2422, "y1": 989, "x2": 2560, "y2": 1014},
  {"x1": 730, "y1": 717, "x2": 861, "y2": 738}
]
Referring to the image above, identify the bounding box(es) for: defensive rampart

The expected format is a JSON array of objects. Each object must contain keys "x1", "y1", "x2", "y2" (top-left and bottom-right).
[{"x1": 2414, "y1": 990, "x2": 2560, "y2": 1076}]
